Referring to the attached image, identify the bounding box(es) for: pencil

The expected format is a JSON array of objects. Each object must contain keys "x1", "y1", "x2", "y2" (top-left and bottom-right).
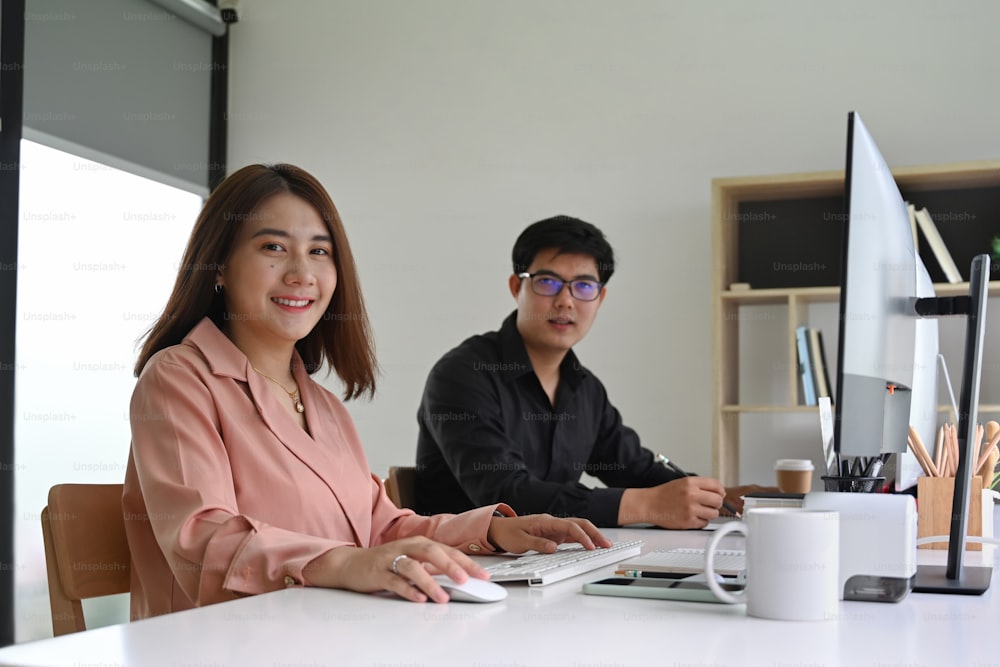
[
  {"x1": 976, "y1": 442, "x2": 998, "y2": 477},
  {"x1": 986, "y1": 421, "x2": 1000, "y2": 448},
  {"x1": 975, "y1": 424, "x2": 999, "y2": 475},
  {"x1": 972, "y1": 423, "x2": 984, "y2": 477},
  {"x1": 906, "y1": 427, "x2": 937, "y2": 477},
  {"x1": 941, "y1": 424, "x2": 958, "y2": 477},
  {"x1": 949, "y1": 423, "x2": 960, "y2": 477},
  {"x1": 986, "y1": 425, "x2": 1000, "y2": 459},
  {"x1": 933, "y1": 425, "x2": 945, "y2": 477},
  {"x1": 907, "y1": 436, "x2": 932, "y2": 477}
]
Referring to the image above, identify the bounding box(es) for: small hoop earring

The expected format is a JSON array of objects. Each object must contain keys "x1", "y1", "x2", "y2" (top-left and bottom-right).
[{"x1": 215, "y1": 283, "x2": 223, "y2": 294}]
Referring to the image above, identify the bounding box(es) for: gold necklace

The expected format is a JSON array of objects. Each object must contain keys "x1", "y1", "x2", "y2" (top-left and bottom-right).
[{"x1": 252, "y1": 366, "x2": 305, "y2": 414}]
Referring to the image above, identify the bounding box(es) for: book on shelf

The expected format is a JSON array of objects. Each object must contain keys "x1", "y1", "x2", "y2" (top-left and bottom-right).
[
  {"x1": 808, "y1": 328, "x2": 833, "y2": 403},
  {"x1": 794, "y1": 326, "x2": 834, "y2": 406},
  {"x1": 795, "y1": 325, "x2": 817, "y2": 406},
  {"x1": 914, "y1": 206, "x2": 963, "y2": 283}
]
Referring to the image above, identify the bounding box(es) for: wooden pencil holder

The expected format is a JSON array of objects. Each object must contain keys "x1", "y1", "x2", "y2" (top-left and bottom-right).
[{"x1": 916, "y1": 476, "x2": 984, "y2": 551}]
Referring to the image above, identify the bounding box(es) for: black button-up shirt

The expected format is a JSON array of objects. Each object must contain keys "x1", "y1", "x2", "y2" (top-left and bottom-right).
[{"x1": 415, "y1": 311, "x2": 680, "y2": 526}]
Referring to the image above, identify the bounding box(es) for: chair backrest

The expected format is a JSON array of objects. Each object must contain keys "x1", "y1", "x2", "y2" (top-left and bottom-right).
[
  {"x1": 40, "y1": 483, "x2": 130, "y2": 636},
  {"x1": 386, "y1": 466, "x2": 418, "y2": 510}
]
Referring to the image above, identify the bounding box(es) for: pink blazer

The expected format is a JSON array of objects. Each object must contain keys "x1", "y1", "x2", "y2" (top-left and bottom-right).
[{"x1": 123, "y1": 318, "x2": 505, "y2": 619}]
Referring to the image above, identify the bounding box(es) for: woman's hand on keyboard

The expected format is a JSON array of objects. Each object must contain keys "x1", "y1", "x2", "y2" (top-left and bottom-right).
[
  {"x1": 486, "y1": 515, "x2": 613, "y2": 555},
  {"x1": 619, "y1": 476, "x2": 726, "y2": 529}
]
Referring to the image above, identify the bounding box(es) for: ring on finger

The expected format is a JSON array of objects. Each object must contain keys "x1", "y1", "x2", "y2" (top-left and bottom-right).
[{"x1": 390, "y1": 554, "x2": 410, "y2": 576}]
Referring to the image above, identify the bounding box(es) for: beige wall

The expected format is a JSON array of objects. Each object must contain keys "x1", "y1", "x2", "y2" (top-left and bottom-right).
[{"x1": 226, "y1": 0, "x2": 1000, "y2": 482}]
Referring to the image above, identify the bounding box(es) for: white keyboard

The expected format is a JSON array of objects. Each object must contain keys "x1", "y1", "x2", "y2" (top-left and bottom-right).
[
  {"x1": 484, "y1": 540, "x2": 643, "y2": 586},
  {"x1": 616, "y1": 547, "x2": 746, "y2": 577}
]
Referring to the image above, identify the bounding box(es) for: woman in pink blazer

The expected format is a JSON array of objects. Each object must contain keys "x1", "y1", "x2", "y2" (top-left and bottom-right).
[{"x1": 122, "y1": 164, "x2": 609, "y2": 620}]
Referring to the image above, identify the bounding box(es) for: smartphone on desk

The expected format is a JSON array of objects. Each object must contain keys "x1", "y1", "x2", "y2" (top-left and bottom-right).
[{"x1": 582, "y1": 576, "x2": 744, "y2": 604}]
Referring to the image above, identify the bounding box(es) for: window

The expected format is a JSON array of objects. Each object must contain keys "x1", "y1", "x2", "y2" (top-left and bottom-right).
[{"x1": 14, "y1": 140, "x2": 202, "y2": 639}]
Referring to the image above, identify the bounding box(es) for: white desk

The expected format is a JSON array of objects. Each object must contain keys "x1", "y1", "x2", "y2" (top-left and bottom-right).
[{"x1": 1, "y1": 525, "x2": 997, "y2": 667}]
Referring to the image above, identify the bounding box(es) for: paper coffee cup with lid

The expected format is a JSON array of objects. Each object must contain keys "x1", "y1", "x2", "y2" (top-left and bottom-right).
[{"x1": 774, "y1": 459, "x2": 814, "y2": 493}]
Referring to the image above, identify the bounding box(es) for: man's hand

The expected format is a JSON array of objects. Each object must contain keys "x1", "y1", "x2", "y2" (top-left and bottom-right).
[{"x1": 618, "y1": 477, "x2": 726, "y2": 529}]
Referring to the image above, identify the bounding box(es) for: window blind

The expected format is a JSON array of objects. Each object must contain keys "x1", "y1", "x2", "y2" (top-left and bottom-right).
[{"x1": 22, "y1": 0, "x2": 220, "y2": 195}]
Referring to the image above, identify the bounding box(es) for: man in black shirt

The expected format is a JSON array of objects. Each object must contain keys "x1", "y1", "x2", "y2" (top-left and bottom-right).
[{"x1": 415, "y1": 216, "x2": 762, "y2": 528}]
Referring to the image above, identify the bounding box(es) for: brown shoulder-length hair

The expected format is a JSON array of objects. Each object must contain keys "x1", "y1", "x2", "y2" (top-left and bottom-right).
[{"x1": 134, "y1": 163, "x2": 377, "y2": 400}]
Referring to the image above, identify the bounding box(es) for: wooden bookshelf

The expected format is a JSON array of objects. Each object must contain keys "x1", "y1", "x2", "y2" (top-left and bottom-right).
[{"x1": 711, "y1": 161, "x2": 1000, "y2": 485}]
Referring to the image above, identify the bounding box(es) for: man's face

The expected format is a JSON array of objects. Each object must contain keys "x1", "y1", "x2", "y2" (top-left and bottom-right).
[{"x1": 509, "y1": 248, "x2": 607, "y2": 361}]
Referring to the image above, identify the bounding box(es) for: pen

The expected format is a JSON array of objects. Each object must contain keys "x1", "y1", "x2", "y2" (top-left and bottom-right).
[
  {"x1": 617, "y1": 568, "x2": 741, "y2": 581},
  {"x1": 654, "y1": 454, "x2": 742, "y2": 518},
  {"x1": 849, "y1": 457, "x2": 862, "y2": 477},
  {"x1": 617, "y1": 569, "x2": 690, "y2": 579},
  {"x1": 818, "y1": 397, "x2": 837, "y2": 476},
  {"x1": 863, "y1": 453, "x2": 889, "y2": 478}
]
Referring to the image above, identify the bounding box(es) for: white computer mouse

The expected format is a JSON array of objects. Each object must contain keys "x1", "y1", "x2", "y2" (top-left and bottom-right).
[{"x1": 431, "y1": 575, "x2": 508, "y2": 603}]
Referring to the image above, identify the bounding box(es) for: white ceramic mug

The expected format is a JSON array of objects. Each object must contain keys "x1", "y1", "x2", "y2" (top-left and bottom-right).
[{"x1": 705, "y1": 508, "x2": 840, "y2": 621}]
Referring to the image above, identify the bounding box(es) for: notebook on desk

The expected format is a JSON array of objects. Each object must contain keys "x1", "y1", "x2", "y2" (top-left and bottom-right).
[
  {"x1": 622, "y1": 517, "x2": 741, "y2": 531},
  {"x1": 614, "y1": 547, "x2": 746, "y2": 577},
  {"x1": 483, "y1": 540, "x2": 643, "y2": 586}
]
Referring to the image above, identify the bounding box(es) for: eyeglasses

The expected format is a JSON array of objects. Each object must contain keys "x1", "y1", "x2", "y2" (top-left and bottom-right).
[{"x1": 517, "y1": 272, "x2": 603, "y2": 302}]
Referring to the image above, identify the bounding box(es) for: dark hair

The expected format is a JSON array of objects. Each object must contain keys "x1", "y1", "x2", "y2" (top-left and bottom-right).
[
  {"x1": 511, "y1": 215, "x2": 615, "y2": 284},
  {"x1": 134, "y1": 163, "x2": 377, "y2": 400}
]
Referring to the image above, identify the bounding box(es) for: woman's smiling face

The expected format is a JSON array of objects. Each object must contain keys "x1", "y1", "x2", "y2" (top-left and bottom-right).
[{"x1": 218, "y1": 192, "x2": 338, "y2": 352}]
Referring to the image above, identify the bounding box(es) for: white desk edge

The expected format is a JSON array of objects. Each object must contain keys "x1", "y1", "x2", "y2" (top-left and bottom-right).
[{"x1": 0, "y1": 518, "x2": 997, "y2": 667}]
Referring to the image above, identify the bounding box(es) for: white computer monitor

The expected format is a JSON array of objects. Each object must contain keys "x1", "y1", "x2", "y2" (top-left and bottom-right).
[
  {"x1": 833, "y1": 111, "x2": 938, "y2": 492},
  {"x1": 836, "y1": 111, "x2": 991, "y2": 594}
]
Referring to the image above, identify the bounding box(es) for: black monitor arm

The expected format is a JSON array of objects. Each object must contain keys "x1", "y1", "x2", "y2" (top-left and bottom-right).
[{"x1": 913, "y1": 295, "x2": 971, "y2": 317}]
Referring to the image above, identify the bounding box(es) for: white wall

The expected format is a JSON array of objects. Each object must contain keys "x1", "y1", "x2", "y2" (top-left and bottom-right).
[{"x1": 226, "y1": 1, "x2": 1000, "y2": 481}]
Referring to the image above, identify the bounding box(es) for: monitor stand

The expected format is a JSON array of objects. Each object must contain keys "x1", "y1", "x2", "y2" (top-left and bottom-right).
[
  {"x1": 912, "y1": 254, "x2": 993, "y2": 596},
  {"x1": 912, "y1": 565, "x2": 992, "y2": 595}
]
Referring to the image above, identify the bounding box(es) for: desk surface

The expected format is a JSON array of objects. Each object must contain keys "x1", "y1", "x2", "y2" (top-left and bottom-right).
[{"x1": 1, "y1": 525, "x2": 997, "y2": 667}]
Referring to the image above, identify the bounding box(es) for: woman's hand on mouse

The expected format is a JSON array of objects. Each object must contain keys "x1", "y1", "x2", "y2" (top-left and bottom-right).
[
  {"x1": 304, "y1": 536, "x2": 488, "y2": 603},
  {"x1": 300, "y1": 515, "x2": 609, "y2": 602}
]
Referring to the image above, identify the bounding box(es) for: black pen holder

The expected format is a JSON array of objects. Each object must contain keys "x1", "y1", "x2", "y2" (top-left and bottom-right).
[{"x1": 820, "y1": 475, "x2": 885, "y2": 493}]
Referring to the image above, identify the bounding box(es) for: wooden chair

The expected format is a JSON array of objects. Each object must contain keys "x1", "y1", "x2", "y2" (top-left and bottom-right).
[
  {"x1": 385, "y1": 466, "x2": 418, "y2": 510},
  {"x1": 40, "y1": 483, "x2": 130, "y2": 635}
]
